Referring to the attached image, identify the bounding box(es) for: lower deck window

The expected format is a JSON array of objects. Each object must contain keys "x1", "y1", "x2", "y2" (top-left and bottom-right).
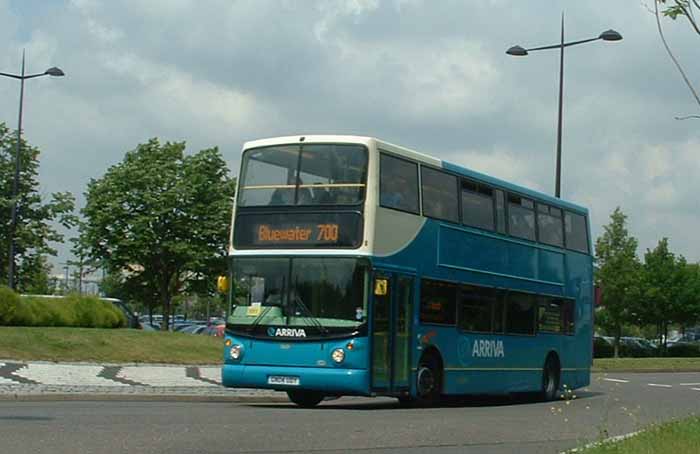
[
  {"x1": 459, "y1": 285, "x2": 499, "y2": 333},
  {"x1": 420, "y1": 279, "x2": 456, "y2": 325},
  {"x1": 506, "y1": 292, "x2": 536, "y2": 335}
]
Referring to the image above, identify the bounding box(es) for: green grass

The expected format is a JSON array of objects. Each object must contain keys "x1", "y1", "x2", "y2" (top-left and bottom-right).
[
  {"x1": 0, "y1": 327, "x2": 223, "y2": 364},
  {"x1": 593, "y1": 357, "x2": 700, "y2": 372},
  {"x1": 582, "y1": 417, "x2": 700, "y2": 454},
  {"x1": 3, "y1": 327, "x2": 700, "y2": 368}
]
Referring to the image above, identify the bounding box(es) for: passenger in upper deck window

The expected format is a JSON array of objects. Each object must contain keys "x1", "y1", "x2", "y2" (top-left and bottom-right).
[{"x1": 270, "y1": 178, "x2": 312, "y2": 205}]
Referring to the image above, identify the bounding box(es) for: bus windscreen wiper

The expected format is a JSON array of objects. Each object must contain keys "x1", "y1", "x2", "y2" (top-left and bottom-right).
[
  {"x1": 291, "y1": 292, "x2": 328, "y2": 335},
  {"x1": 249, "y1": 306, "x2": 273, "y2": 332}
]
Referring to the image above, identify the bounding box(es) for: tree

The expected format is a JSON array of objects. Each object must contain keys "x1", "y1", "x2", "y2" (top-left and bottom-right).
[
  {"x1": 655, "y1": 1, "x2": 700, "y2": 119},
  {"x1": 595, "y1": 208, "x2": 642, "y2": 358},
  {"x1": 673, "y1": 262, "x2": 700, "y2": 337},
  {"x1": 80, "y1": 138, "x2": 236, "y2": 330},
  {"x1": 638, "y1": 238, "x2": 685, "y2": 351},
  {"x1": 0, "y1": 122, "x2": 76, "y2": 291}
]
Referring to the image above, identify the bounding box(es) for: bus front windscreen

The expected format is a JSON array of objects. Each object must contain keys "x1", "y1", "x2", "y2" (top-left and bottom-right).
[
  {"x1": 227, "y1": 257, "x2": 368, "y2": 338},
  {"x1": 237, "y1": 144, "x2": 368, "y2": 206}
]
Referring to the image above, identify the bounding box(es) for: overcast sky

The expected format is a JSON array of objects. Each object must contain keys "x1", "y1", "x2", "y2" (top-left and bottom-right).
[{"x1": 1, "y1": 0, "x2": 700, "y2": 268}]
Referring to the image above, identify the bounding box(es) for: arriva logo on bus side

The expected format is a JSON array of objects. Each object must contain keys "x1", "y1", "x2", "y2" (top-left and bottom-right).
[
  {"x1": 267, "y1": 327, "x2": 307, "y2": 338},
  {"x1": 472, "y1": 339, "x2": 505, "y2": 358}
]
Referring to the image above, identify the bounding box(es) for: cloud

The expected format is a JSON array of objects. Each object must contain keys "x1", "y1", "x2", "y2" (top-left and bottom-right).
[{"x1": 1, "y1": 0, "x2": 700, "y2": 265}]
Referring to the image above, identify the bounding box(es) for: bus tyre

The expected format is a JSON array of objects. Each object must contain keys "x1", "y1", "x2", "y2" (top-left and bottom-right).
[
  {"x1": 287, "y1": 390, "x2": 324, "y2": 408},
  {"x1": 397, "y1": 395, "x2": 414, "y2": 407},
  {"x1": 416, "y1": 355, "x2": 442, "y2": 406},
  {"x1": 541, "y1": 356, "x2": 560, "y2": 401}
]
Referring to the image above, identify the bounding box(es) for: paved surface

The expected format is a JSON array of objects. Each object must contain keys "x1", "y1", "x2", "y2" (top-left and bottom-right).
[
  {"x1": 0, "y1": 371, "x2": 699, "y2": 453},
  {"x1": 0, "y1": 360, "x2": 283, "y2": 400}
]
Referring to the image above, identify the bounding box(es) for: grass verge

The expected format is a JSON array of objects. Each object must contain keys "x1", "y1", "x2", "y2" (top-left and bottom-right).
[
  {"x1": 592, "y1": 357, "x2": 700, "y2": 372},
  {"x1": 0, "y1": 327, "x2": 222, "y2": 364},
  {"x1": 581, "y1": 417, "x2": 700, "y2": 454},
  {"x1": 2, "y1": 327, "x2": 700, "y2": 369}
]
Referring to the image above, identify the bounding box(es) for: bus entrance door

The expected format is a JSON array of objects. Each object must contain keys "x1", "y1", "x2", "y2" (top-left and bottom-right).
[{"x1": 370, "y1": 272, "x2": 414, "y2": 394}]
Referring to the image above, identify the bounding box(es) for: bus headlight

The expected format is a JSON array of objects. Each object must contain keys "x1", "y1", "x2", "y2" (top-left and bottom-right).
[
  {"x1": 331, "y1": 348, "x2": 345, "y2": 364},
  {"x1": 230, "y1": 344, "x2": 243, "y2": 360}
]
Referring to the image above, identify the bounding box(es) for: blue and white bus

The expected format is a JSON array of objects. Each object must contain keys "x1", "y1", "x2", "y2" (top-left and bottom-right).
[{"x1": 222, "y1": 135, "x2": 593, "y2": 407}]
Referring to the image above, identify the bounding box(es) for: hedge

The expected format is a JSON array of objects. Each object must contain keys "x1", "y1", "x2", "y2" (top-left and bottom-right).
[{"x1": 0, "y1": 287, "x2": 127, "y2": 328}]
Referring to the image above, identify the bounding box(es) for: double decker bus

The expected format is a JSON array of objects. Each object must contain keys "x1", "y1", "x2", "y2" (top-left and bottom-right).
[{"x1": 222, "y1": 135, "x2": 593, "y2": 407}]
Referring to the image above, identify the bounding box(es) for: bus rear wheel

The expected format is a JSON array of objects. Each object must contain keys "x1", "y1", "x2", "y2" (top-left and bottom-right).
[
  {"x1": 541, "y1": 356, "x2": 560, "y2": 401},
  {"x1": 287, "y1": 390, "x2": 324, "y2": 408}
]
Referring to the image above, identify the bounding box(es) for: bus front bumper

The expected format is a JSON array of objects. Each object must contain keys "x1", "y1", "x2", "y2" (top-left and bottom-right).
[{"x1": 222, "y1": 364, "x2": 369, "y2": 395}]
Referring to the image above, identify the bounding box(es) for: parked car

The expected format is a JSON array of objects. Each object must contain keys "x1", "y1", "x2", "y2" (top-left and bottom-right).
[
  {"x1": 620, "y1": 337, "x2": 656, "y2": 357},
  {"x1": 180, "y1": 324, "x2": 206, "y2": 335},
  {"x1": 201, "y1": 324, "x2": 225, "y2": 337},
  {"x1": 139, "y1": 322, "x2": 160, "y2": 331},
  {"x1": 593, "y1": 335, "x2": 614, "y2": 358},
  {"x1": 172, "y1": 322, "x2": 194, "y2": 332}
]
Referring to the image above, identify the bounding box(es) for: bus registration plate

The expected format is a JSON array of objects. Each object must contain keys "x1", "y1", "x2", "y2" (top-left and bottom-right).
[{"x1": 268, "y1": 375, "x2": 300, "y2": 386}]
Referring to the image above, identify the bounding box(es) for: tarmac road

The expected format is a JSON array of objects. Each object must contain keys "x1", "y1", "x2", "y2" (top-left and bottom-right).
[{"x1": 0, "y1": 372, "x2": 698, "y2": 454}]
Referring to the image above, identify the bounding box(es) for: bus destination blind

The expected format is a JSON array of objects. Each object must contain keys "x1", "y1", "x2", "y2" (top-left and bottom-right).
[{"x1": 234, "y1": 212, "x2": 362, "y2": 249}]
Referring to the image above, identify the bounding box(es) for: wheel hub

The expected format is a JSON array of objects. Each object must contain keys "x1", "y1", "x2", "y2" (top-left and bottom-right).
[{"x1": 417, "y1": 366, "x2": 435, "y2": 397}]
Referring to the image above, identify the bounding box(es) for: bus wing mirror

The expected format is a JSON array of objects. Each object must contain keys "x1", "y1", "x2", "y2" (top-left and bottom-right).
[
  {"x1": 217, "y1": 275, "x2": 230, "y2": 294},
  {"x1": 374, "y1": 278, "x2": 388, "y2": 296}
]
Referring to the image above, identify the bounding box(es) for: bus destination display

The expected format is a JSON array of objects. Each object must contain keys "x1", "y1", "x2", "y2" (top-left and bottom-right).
[
  {"x1": 257, "y1": 223, "x2": 339, "y2": 243},
  {"x1": 234, "y1": 212, "x2": 362, "y2": 249}
]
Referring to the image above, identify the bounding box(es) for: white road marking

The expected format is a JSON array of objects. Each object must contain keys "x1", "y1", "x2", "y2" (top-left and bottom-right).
[
  {"x1": 680, "y1": 383, "x2": 700, "y2": 386},
  {"x1": 198, "y1": 367, "x2": 222, "y2": 384},
  {"x1": 118, "y1": 366, "x2": 216, "y2": 387},
  {"x1": 648, "y1": 383, "x2": 672, "y2": 388},
  {"x1": 603, "y1": 378, "x2": 630, "y2": 383},
  {"x1": 561, "y1": 430, "x2": 641, "y2": 453},
  {"x1": 691, "y1": 388, "x2": 700, "y2": 392},
  {"x1": 13, "y1": 364, "x2": 127, "y2": 386}
]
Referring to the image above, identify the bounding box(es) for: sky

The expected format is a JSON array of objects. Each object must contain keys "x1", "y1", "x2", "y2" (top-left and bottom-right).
[{"x1": 1, "y1": 0, "x2": 700, "y2": 269}]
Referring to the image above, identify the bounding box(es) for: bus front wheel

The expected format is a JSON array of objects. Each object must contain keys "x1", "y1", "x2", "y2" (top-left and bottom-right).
[
  {"x1": 416, "y1": 354, "x2": 442, "y2": 405},
  {"x1": 287, "y1": 390, "x2": 324, "y2": 408}
]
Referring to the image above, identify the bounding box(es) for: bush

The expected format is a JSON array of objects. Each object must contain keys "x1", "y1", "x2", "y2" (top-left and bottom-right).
[
  {"x1": 594, "y1": 336, "x2": 614, "y2": 358},
  {"x1": 0, "y1": 289, "x2": 127, "y2": 328},
  {"x1": 667, "y1": 342, "x2": 700, "y2": 357},
  {"x1": 0, "y1": 286, "x2": 21, "y2": 324}
]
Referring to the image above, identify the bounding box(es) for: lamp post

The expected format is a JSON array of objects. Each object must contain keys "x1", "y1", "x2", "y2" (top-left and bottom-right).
[
  {"x1": 506, "y1": 14, "x2": 621, "y2": 198},
  {"x1": 1, "y1": 50, "x2": 64, "y2": 289}
]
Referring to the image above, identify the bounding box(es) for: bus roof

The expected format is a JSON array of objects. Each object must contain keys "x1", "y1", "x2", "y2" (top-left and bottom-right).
[{"x1": 241, "y1": 135, "x2": 588, "y2": 214}]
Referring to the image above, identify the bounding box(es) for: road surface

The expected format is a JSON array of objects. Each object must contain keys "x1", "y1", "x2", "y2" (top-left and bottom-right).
[{"x1": 0, "y1": 372, "x2": 698, "y2": 454}]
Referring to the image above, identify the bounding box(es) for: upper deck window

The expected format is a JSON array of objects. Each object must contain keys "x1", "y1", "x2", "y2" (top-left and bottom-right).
[
  {"x1": 564, "y1": 211, "x2": 589, "y2": 253},
  {"x1": 379, "y1": 153, "x2": 420, "y2": 214},
  {"x1": 461, "y1": 180, "x2": 495, "y2": 231},
  {"x1": 421, "y1": 167, "x2": 459, "y2": 223},
  {"x1": 537, "y1": 204, "x2": 564, "y2": 247},
  {"x1": 238, "y1": 144, "x2": 367, "y2": 207},
  {"x1": 508, "y1": 194, "x2": 536, "y2": 241}
]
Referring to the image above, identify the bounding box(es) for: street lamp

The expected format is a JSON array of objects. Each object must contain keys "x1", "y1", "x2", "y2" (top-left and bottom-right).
[
  {"x1": 506, "y1": 14, "x2": 621, "y2": 198},
  {"x1": 1, "y1": 51, "x2": 64, "y2": 289}
]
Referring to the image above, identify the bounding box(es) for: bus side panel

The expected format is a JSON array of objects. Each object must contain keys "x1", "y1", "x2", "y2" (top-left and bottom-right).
[{"x1": 374, "y1": 216, "x2": 593, "y2": 396}]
